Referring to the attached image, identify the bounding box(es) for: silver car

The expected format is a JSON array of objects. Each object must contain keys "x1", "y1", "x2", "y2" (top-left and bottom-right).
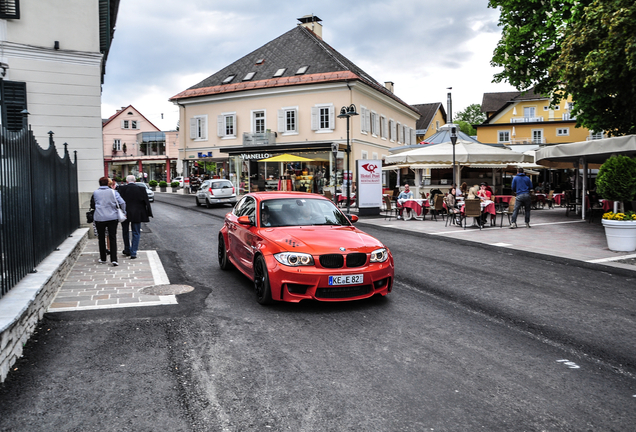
[
  {"x1": 135, "y1": 182, "x2": 155, "y2": 202},
  {"x1": 195, "y1": 179, "x2": 237, "y2": 208}
]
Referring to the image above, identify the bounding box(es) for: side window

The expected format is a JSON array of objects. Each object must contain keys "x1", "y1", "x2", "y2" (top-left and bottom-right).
[{"x1": 233, "y1": 197, "x2": 248, "y2": 216}]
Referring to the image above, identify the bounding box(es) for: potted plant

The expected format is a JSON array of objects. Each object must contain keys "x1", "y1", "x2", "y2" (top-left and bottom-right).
[
  {"x1": 597, "y1": 155, "x2": 636, "y2": 251},
  {"x1": 159, "y1": 180, "x2": 168, "y2": 192},
  {"x1": 148, "y1": 180, "x2": 158, "y2": 191},
  {"x1": 170, "y1": 181, "x2": 179, "y2": 192}
]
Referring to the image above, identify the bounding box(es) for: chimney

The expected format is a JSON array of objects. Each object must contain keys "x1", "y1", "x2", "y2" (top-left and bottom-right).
[
  {"x1": 298, "y1": 15, "x2": 323, "y2": 40},
  {"x1": 385, "y1": 82, "x2": 394, "y2": 93}
]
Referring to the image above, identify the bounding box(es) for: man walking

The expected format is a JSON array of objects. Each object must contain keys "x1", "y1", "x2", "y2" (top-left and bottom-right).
[
  {"x1": 510, "y1": 168, "x2": 533, "y2": 229},
  {"x1": 119, "y1": 175, "x2": 153, "y2": 259}
]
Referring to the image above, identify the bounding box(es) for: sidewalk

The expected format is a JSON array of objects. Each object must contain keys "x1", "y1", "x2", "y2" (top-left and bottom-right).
[
  {"x1": 355, "y1": 205, "x2": 636, "y2": 270},
  {"x1": 48, "y1": 236, "x2": 177, "y2": 313}
]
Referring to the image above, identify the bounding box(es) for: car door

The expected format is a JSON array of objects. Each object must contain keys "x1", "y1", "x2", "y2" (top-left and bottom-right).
[
  {"x1": 212, "y1": 180, "x2": 234, "y2": 201},
  {"x1": 232, "y1": 196, "x2": 257, "y2": 273},
  {"x1": 197, "y1": 180, "x2": 210, "y2": 201}
]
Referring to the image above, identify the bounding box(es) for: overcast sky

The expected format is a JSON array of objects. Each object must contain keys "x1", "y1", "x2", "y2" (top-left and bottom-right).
[{"x1": 101, "y1": 0, "x2": 517, "y2": 131}]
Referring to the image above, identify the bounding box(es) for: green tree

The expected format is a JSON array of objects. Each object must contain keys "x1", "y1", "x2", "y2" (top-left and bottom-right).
[
  {"x1": 488, "y1": 0, "x2": 636, "y2": 135},
  {"x1": 455, "y1": 104, "x2": 486, "y2": 126},
  {"x1": 456, "y1": 120, "x2": 476, "y2": 137}
]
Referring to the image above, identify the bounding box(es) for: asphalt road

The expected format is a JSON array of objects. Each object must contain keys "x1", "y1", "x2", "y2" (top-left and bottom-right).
[{"x1": 1, "y1": 193, "x2": 635, "y2": 432}]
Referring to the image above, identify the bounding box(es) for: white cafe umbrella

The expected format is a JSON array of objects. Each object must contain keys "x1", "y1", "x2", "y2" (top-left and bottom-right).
[{"x1": 385, "y1": 140, "x2": 533, "y2": 165}]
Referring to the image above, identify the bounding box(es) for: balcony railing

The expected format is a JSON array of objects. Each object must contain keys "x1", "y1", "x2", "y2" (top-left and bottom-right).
[
  {"x1": 243, "y1": 131, "x2": 276, "y2": 146},
  {"x1": 586, "y1": 133, "x2": 605, "y2": 141},
  {"x1": 510, "y1": 137, "x2": 546, "y2": 144},
  {"x1": 562, "y1": 113, "x2": 577, "y2": 120},
  {"x1": 510, "y1": 116, "x2": 544, "y2": 123}
]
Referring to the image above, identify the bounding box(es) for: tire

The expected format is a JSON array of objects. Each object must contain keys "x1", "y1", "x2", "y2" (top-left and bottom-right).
[
  {"x1": 195, "y1": 197, "x2": 201, "y2": 207},
  {"x1": 218, "y1": 234, "x2": 233, "y2": 270},
  {"x1": 206, "y1": 198, "x2": 212, "y2": 209},
  {"x1": 253, "y1": 255, "x2": 273, "y2": 305}
]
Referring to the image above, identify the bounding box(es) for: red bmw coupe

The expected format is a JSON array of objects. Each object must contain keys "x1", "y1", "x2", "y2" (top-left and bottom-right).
[{"x1": 218, "y1": 192, "x2": 394, "y2": 304}]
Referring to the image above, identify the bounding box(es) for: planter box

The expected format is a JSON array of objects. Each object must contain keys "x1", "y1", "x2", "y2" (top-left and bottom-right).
[
  {"x1": 171, "y1": 187, "x2": 178, "y2": 193},
  {"x1": 160, "y1": 187, "x2": 167, "y2": 192},
  {"x1": 150, "y1": 186, "x2": 156, "y2": 191},
  {"x1": 602, "y1": 219, "x2": 636, "y2": 252}
]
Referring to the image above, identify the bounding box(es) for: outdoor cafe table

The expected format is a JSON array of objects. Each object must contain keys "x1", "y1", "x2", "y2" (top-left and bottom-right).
[
  {"x1": 398, "y1": 198, "x2": 430, "y2": 220},
  {"x1": 336, "y1": 193, "x2": 356, "y2": 206},
  {"x1": 554, "y1": 193, "x2": 565, "y2": 206},
  {"x1": 493, "y1": 195, "x2": 514, "y2": 204}
]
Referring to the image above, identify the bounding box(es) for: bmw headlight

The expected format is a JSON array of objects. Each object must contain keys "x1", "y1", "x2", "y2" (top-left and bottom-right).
[
  {"x1": 370, "y1": 248, "x2": 388, "y2": 263},
  {"x1": 274, "y1": 252, "x2": 315, "y2": 267}
]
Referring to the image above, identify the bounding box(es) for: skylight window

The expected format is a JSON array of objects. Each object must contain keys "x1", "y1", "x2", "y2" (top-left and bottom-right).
[
  {"x1": 243, "y1": 72, "x2": 256, "y2": 81},
  {"x1": 296, "y1": 66, "x2": 309, "y2": 75},
  {"x1": 255, "y1": 58, "x2": 264, "y2": 65},
  {"x1": 222, "y1": 75, "x2": 235, "y2": 84},
  {"x1": 273, "y1": 68, "x2": 286, "y2": 77}
]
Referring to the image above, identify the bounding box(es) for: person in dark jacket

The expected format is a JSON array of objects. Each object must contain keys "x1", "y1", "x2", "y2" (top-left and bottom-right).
[
  {"x1": 118, "y1": 175, "x2": 153, "y2": 259},
  {"x1": 510, "y1": 168, "x2": 534, "y2": 229}
]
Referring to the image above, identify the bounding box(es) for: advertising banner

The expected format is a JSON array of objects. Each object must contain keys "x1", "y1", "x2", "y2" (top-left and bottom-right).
[{"x1": 356, "y1": 160, "x2": 382, "y2": 208}]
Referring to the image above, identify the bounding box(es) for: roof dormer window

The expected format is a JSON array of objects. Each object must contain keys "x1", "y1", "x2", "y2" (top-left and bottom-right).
[
  {"x1": 273, "y1": 68, "x2": 286, "y2": 77},
  {"x1": 243, "y1": 72, "x2": 256, "y2": 81},
  {"x1": 296, "y1": 66, "x2": 309, "y2": 75},
  {"x1": 255, "y1": 58, "x2": 264, "y2": 65},
  {"x1": 222, "y1": 75, "x2": 235, "y2": 84}
]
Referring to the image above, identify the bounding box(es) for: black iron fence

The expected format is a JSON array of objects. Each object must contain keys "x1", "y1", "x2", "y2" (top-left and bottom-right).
[{"x1": 0, "y1": 127, "x2": 79, "y2": 298}]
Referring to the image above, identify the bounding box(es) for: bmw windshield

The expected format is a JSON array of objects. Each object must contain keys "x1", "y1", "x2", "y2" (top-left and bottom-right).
[{"x1": 260, "y1": 198, "x2": 350, "y2": 227}]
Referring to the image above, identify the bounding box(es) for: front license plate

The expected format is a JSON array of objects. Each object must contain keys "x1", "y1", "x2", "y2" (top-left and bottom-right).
[{"x1": 329, "y1": 274, "x2": 363, "y2": 285}]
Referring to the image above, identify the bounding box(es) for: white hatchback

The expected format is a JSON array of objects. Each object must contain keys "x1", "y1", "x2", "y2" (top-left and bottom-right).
[{"x1": 195, "y1": 179, "x2": 237, "y2": 208}]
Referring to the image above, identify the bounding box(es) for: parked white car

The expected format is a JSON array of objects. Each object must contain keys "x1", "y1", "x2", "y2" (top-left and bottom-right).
[
  {"x1": 136, "y1": 182, "x2": 154, "y2": 202},
  {"x1": 173, "y1": 177, "x2": 184, "y2": 188},
  {"x1": 195, "y1": 179, "x2": 237, "y2": 208}
]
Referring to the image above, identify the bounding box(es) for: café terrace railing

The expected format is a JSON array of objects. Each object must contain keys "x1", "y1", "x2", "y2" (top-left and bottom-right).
[{"x1": 0, "y1": 128, "x2": 79, "y2": 298}]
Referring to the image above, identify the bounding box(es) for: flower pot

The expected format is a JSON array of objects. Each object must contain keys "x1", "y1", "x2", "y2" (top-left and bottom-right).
[
  {"x1": 150, "y1": 186, "x2": 156, "y2": 191},
  {"x1": 160, "y1": 187, "x2": 167, "y2": 192},
  {"x1": 602, "y1": 219, "x2": 636, "y2": 252},
  {"x1": 171, "y1": 187, "x2": 177, "y2": 193}
]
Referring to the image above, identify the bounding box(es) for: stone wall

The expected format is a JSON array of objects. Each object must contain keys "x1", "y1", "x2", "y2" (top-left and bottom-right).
[{"x1": 0, "y1": 228, "x2": 88, "y2": 382}]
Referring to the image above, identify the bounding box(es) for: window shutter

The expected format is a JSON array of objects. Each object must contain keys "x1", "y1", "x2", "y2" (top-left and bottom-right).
[
  {"x1": 1, "y1": 80, "x2": 26, "y2": 131},
  {"x1": 374, "y1": 113, "x2": 380, "y2": 135},
  {"x1": 311, "y1": 107, "x2": 319, "y2": 130},
  {"x1": 411, "y1": 128, "x2": 416, "y2": 144},
  {"x1": 232, "y1": 114, "x2": 237, "y2": 136},
  {"x1": 382, "y1": 117, "x2": 388, "y2": 139},
  {"x1": 399, "y1": 125, "x2": 404, "y2": 143},
  {"x1": 0, "y1": 1, "x2": 20, "y2": 19},
  {"x1": 190, "y1": 118, "x2": 197, "y2": 139},
  {"x1": 360, "y1": 107, "x2": 366, "y2": 132},
  {"x1": 365, "y1": 108, "x2": 371, "y2": 133},
  {"x1": 217, "y1": 115, "x2": 224, "y2": 137},
  {"x1": 328, "y1": 106, "x2": 334, "y2": 130},
  {"x1": 121, "y1": 120, "x2": 125, "y2": 129},
  {"x1": 200, "y1": 116, "x2": 207, "y2": 139},
  {"x1": 390, "y1": 120, "x2": 396, "y2": 141},
  {"x1": 277, "y1": 109, "x2": 285, "y2": 132}
]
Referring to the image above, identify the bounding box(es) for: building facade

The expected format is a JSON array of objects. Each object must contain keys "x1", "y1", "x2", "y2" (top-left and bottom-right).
[
  {"x1": 414, "y1": 102, "x2": 447, "y2": 143},
  {"x1": 0, "y1": 0, "x2": 119, "y2": 217},
  {"x1": 169, "y1": 16, "x2": 420, "y2": 194},
  {"x1": 102, "y1": 105, "x2": 178, "y2": 182},
  {"x1": 477, "y1": 89, "x2": 599, "y2": 148}
]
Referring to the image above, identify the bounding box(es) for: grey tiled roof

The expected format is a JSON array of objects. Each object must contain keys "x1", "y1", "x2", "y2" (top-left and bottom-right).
[
  {"x1": 186, "y1": 25, "x2": 417, "y2": 114},
  {"x1": 481, "y1": 88, "x2": 546, "y2": 121},
  {"x1": 412, "y1": 103, "x2": 446, "y2": 131}
]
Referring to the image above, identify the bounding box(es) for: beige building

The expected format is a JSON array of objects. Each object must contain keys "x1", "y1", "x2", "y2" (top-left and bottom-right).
[
  {"x1": 102, "y1": 105, "x2": 179, "y2": 182},
  {"x1": 170, "y1": 15, "x2": 419, "y2": 193}
]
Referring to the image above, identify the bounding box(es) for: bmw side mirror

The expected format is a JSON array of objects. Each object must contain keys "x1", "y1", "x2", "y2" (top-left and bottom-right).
[
  {"x1": 347, "y1": 214, "x2": 359, "y2": 223},
  {"x1": 237, "y1": 215, "x2": 253, "y2": 226}
]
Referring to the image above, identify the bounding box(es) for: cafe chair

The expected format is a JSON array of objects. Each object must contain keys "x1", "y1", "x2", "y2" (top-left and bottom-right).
[
  {"x1": 383, "y1": 195, "x2": 397, "y2": 221},
  {"x1": 463, "y1": 199, "x2": 482, "y2": 230},
  {"x1": 587, "y1": 199, "x2": 604, "y2": 224},
  {"x1": 431, "y1": 194, "x2": 446, "y2": 222},
  {"x1": 445, "y1": 206, "x2": 462, "y2": 227},
  {"x1": 545, "y1": 190, "x2": 554, "y2": 209},
  {"x1": 498, "y1": 196, "x2": 516, "y2": 227},
  {"x1": 323, "y1": 190, "x2": 333, "y2": 200}
]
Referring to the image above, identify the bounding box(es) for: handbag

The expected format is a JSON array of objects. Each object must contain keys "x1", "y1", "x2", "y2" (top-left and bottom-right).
[
  {"x1": 111, "y1": 189, "x2": 127, "y2": 223},
  {"x1": 86, "y1": 209, "x2": 94, "y2": 223}
]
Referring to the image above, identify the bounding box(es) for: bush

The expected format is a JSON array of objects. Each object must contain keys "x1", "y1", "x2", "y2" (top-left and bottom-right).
[
  {"x1": 159, "y1": 180, "x2": 168, "y2": 187},
  {"x1": 170, "y1": 181, "x2": 179, "y2": 188},
  {"x1": 148, "y1": 180, "x2": 158, "y2": 187},
  {"x1": 596, "y1": 155, "x2": 636, "y2": 203}
]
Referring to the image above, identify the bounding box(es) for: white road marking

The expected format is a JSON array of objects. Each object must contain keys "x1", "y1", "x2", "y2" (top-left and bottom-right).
[{"x1": 587, "y1": 253, "x2": 636, "y2": 263}]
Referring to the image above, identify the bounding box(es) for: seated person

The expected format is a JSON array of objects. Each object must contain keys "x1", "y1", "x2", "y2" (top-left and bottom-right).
[
  {"x1": 397, "y1": 184, "x2": 414, "y2": 220},
  {"x1": 445, "y1": 188, "x2": 457, "y2": 209},
  {"x1": 261, "y1": 205, "x2": 272, "y2": 227},
  {"x1": 482, "y1": 181, "x2": 494, "y2": 194},
  {"x1": 477, "y1": 182, "x2": 492, "y2": 201},
  {"x1": 297, "y1": 202, "x2": 321, "y2": 225},
  {"x1": 466, "y1": 186, "x2": 479, "y2": 200}
]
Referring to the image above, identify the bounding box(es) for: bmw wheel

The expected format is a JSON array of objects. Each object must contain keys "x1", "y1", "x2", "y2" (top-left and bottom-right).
[
  {"x1": 254, "y1": 255, "x2": 273, "y2": 305},
  {"x1": 218, "y1": 234, "x2": 232, "y2": 270}
]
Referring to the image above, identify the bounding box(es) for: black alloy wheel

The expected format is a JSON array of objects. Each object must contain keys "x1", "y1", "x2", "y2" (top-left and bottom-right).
[
  {"x1": 218, "y1": 234, "x2": 232, "y2": 270},
  {"x1": 254, "y1": 255, "x2": 273, "y2": 305}
]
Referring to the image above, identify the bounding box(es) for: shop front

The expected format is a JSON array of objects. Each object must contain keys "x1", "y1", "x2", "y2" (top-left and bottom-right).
[
  {"x1": 107, "y1": 157, "x2": 177, "y2": 183},
  {"x1": 221, "y1": 143, "x2": 347, "y2": 195}
]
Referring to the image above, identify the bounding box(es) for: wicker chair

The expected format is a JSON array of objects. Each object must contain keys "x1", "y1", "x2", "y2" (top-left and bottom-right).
[
  {"x1": 383, "y1": 195, "x2": 397, "y2": 220},
  {"x1": 497, "y1": 196, "x2": 516, "y2": 227},
  {"x1": 431, "y1": 194, "x2": 446, "y2": 222},
  {"x1": 463, "y1": 199, "x2": 482, "y2": 230}
]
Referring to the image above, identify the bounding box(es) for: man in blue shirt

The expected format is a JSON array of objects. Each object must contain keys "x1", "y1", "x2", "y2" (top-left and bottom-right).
[
  {"x1": 510, "y1": 168, "x2": 533, "y2": 228},
  {"x1": 396, "y1": 184, "x2": 414, "y2": 220}
]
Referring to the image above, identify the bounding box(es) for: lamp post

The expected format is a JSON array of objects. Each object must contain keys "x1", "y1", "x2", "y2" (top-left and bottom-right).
[
  {"x1": 337, "y1": 104, "x2": 358, "y2": 215},
  {"x1": 450, "y1": 125, "x2": 458, "y2": 187}
]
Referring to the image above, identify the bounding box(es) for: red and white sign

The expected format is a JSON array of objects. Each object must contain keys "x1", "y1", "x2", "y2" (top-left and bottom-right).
[{"x1": 357, "y1": 160, "x2": 382, "y2": 208}]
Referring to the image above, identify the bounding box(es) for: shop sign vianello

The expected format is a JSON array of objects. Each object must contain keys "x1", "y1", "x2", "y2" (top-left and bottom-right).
[
  {"x1": 357, "y1": 160, "x2": 382, "y2": 208},
  {"x1": 240, "y1": 153, "x2": 271, "y2": 160}
]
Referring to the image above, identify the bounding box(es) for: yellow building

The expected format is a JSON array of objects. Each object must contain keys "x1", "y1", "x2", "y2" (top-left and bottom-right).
[
  {"x1": 476, "y1": 89, "x2": 601, "y2": 147},
  {"x1": 169, "y1": 15, "x2": 420, "y2": 194},
  {"x1": 413, "y1": 103, "x2": 447, "y2": 142}
]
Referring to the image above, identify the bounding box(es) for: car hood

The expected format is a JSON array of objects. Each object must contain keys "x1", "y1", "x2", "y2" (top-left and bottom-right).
[{"x1": 261, "y1": 226, "x2": 385, "y2": 254}]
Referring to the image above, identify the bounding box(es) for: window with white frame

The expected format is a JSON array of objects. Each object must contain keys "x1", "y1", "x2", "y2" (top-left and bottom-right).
[
  {"x1": 389, "y1": 119, "x2": 396, "y2": 141},
  {"x1": 557, "y1": 128, "x2": 569, "y2": 136},
  {"x1": 216, "y1": 113, "x2": 236, "y2": 138},
  {"x1": 498, "y1": 130, "x2": 510, "y2": 143},
  {"x1": 190, "y1": 115, "x2": 208, "y2": 140},
  {"x1": 372, "y1": 152, "x2": 378, "y2": 160},
  {"x1": 113, "y1": 139, "x2": 121, "y2": 151},
  {"x1": 410, "y1": 128, "x2": 416, "y2": 145},
  {"x1": 131, "y1": 120, "x2": 138, "y2": 129},
  {"x1": 380, "y1": 116, "x2": 388, "y2": 139},
  {"x1": 122, "y1": 120, "x2": 129, "y2": 129},
  {"x1": 311, "y1": 104, "x2": 334, "y2": 132},
  {"x1": 252, "y1": 110, "x2": 265, "y2": 133},
  {"x1": 360, "y1": 106, "x2": 369, "y2": 133},
  {"x1": 361, "y1": 150, "x2": 368, "y2": 159},
  {"x1": 371, "y1": 111, "x2": 379, "y2": 136},
  {"x1": 278, "y1": 107, "x2": 298, "y2": 134},
  {"x1": 532, "y1": 129, "x2": 543, "y2": 143}
]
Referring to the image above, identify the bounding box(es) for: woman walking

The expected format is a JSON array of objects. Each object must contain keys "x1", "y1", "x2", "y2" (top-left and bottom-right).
[{"x1": 90, "y1": 176, "x2": 126, "y2": 266}]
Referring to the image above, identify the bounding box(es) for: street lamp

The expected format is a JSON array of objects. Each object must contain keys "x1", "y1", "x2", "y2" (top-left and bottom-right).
[
  {"x1": 450, "y1": 125, "x2": 458, "y2": 187},
  {"x1": 337, "y1": 104, "x2": 358, "y2": 215}
]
